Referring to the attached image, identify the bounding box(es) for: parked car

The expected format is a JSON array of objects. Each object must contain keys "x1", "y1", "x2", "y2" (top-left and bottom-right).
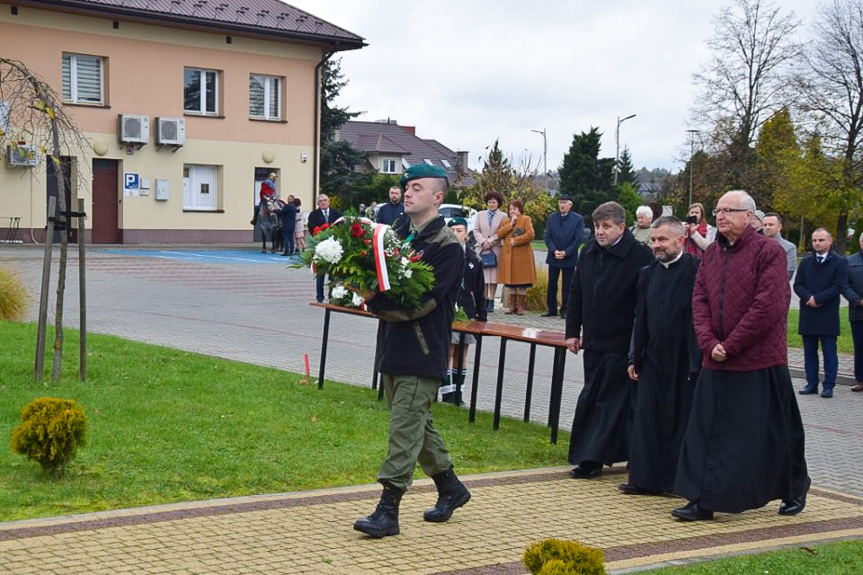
[{"x1": 438, "y1": 204, "x2": 477, "y2": 232}]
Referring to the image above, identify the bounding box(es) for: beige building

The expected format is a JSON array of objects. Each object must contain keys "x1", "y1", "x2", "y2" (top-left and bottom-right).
[{"x1": 0, "y1": 0, "x2": 363, "y2": 243}]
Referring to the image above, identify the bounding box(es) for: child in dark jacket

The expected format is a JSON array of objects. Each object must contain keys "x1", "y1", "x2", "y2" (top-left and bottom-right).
[{"x1": 442, "y1": 217, "x2": 487, "y2": 405}]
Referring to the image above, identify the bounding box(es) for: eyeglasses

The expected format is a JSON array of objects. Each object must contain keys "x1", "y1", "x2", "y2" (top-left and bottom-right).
[{"x1": 712, "y1": 208, "x2": 750, "y2": 216}]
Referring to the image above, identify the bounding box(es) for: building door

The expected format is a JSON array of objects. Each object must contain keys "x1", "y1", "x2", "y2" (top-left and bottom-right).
[
  {"x1": 46, "y1": 156, "x2": 74, "y2": 243},
  {"x1": 91, "y1": 159, "x2": 120, "y2": 243}
]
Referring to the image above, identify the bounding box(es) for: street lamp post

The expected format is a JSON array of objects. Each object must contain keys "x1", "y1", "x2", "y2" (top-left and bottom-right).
[
  {"x1": 614, "y1": 114, "x2": 636, "y2": 186},
  {"x1": 531, "y1": 128, "x2": 547, "y2": 190},
  {"x1": 686, "y1": 129, "x2": 701, "y2": 208}
]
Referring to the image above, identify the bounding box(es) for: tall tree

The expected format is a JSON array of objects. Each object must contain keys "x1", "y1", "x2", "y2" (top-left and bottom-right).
[
  {"x1": 558, "y1": 127, "x2": 615, "y2": 222},
  {"x1": 319, "y1": 57, "x2": 365, "y2": 205},
  {"x1": 693, "y1": 0, "x2": 801, "y2": 189},
  {"x1": 797, "y1": 0, "x2": 863, "y2": 253},
  {"x1": 616, "y1": 146, "x2": 639, "y2": 189}
]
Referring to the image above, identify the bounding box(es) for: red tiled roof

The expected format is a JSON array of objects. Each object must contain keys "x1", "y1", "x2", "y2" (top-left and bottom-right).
[
  {"x1": 20, "y1": 0, "x2": 365, "y2": 49},
  {"x1": 337, "y1": 120, "x2": 474, "y2": 185}
]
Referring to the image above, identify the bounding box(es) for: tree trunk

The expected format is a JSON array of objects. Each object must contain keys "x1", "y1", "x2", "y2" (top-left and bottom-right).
[{"x1": 50, "y1": 116, "x2": 68, "y2": 381}]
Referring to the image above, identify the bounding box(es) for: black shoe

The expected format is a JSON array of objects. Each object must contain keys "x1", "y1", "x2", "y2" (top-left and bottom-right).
[
  {"x1": 423, "y1": 467, "x2": 471, "y2": 523},
  {"x1": 441, "y1": 392, "x2": 455, "y2": 404},
  {"x1": 799, "y1": 385, "x2": 819, "y2": 395},
  {"x1": 779, "y1": 476, "x2": 811, "y2": 516},
  {"x1": 568, "y1": 464, "x2": 601, "y2": 479},
  {"x1": 618, "y1": 483, "x2": 660, "y2": 496},
  {"x1": 560, "y1": 312, "x2": 566, "y2": 319},
  {"x1": 671, "y1": 501, "x2": 714, "y2": 521},
  {"x1": 540, "y1": 311, "x2": 558, "y2": 317},
  {"x1": 354, "y1": 484, "x2": 404, "y2": 538},
  {"x1": 316, "y1": 297, "x2": 324, "y2": 303},
  {"x1": 821, "y1": 388, "x2": 834, "y2": 398},
  {"x1": 852, "y1": 383, "x2": 863, "y2": 392}
]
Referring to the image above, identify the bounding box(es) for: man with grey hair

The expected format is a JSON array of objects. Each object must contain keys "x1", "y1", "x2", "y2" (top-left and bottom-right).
[
  {"x1": 762, "y1": 212, "x2": 797, "y2": 281},
  {"x1": 565, "y1": 201, "x2": 653, "y2": 478},
  {"x1": 621, "y1": 216, "x2": 700, "y2": 496},
  {"x1": 673, "y1": 190, "x2": 809, "y2": 521},
  {"x1": 307, "y1": 194, "x2": 342, "y2": 302},
  {"x1": 631, "y1": 205, "x2": 653, "y2": 245}
]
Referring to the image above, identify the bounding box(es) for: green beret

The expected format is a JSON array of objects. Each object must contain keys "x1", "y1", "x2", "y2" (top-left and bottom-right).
[
  {"x1": 447, "y1": 216, "x2": 468, "y2": 228},
  {"x1": 399, "y1": 164, "x2": 449, "y2": 190}
]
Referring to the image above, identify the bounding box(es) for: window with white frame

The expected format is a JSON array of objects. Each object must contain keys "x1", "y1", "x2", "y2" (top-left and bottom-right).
[
  {"x1": 381, "y1": 158, "x2": 397, "y2": 173},
  {"x1": 61, "y1": 53, "x2": 104, "y2": 105},
  {"x1": 401, "y1": 158, "x2": 411, "y2": 170},
  {"x1": 183, "y1": 164, "x2": 219, "y2": 210},
  {"x1": 249, "y1": 75, "x2": 281, "y2": 120},
  {"x1": 184, "y1": 68, "x2": 219, "y2": 115},
  {"x1": 441, "y1": 159, "x2": 452, "y2": 169},
  {"x1": 423, "y1": 159, "x2": 434, "y2": 166}
]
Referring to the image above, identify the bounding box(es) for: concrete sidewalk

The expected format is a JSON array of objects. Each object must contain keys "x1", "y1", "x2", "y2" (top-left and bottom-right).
[{"x1": 1, "y1": 468, "x2": 862, "y2": 574}]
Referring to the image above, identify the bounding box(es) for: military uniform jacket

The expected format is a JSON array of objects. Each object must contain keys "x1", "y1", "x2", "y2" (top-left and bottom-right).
[{"x1": 366, "y1": 217, "x2": 464, "y2": 380}]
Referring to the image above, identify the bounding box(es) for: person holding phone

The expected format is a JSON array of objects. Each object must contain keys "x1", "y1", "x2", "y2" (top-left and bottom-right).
[{"x1": 683, "y1": 203, "x2": 715, "y2": 258}]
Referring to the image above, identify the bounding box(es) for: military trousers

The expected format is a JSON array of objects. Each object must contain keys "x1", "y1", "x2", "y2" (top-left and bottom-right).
[{"x1": 378, "y1": 373, "x2": 452, "y2": 491}]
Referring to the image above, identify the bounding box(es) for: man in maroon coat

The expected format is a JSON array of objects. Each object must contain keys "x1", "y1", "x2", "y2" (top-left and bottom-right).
[{"x1": 671, "y1": 190, "x2": 809, "y2": 521}]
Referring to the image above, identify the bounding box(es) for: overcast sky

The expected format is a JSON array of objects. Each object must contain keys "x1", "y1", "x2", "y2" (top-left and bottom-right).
[{"x1": 288, "y1": 0, "x2": 817, "y2": 174}]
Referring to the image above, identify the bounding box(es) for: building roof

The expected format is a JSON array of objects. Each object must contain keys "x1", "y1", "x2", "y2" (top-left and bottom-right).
[
  {"x1": 337, "y1": 120, "x2": 471, "y2": 185},
  {"x1": 15, "y1": 0, "x2": 365, "y2": 50}
]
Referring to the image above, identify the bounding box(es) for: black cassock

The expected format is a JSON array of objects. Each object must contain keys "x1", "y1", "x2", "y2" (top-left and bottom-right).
[{"x1": 628, "y1": 256, "x2": 700, "y2": 493}]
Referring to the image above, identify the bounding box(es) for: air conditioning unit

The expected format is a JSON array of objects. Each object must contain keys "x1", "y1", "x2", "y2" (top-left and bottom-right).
[
  {"x1": 156, "y1": 117, "x2": 185, "y2": 146},
  {"x1": 5, "y1": 144, "x2": 39, "y2": 168},
  {"x1": 118, "y1": 114, "x2": 149, "y2": 144}
]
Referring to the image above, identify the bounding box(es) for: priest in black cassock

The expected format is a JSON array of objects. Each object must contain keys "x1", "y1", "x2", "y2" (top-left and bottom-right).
[{"x1": 621, "y1": 216, "x2": 701, "y2": 496}]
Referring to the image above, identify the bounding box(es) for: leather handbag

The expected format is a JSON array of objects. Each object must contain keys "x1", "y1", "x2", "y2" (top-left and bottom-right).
[{"x1": 480, "y1": 250, "x2": 497, "y2": 268}]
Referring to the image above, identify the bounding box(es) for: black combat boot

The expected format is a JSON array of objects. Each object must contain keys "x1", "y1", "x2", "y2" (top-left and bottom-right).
[
  {"x1": 353, "y1": 483, "x2": 404, "y2": 538},
  {"x1": 423, "y1": 466, "x2": 471, "y2": 522}
]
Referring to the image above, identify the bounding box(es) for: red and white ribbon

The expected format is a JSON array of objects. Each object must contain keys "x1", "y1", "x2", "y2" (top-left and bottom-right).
[{"x1": 373, "y1": 223, "x2": 391, "y2": 292}]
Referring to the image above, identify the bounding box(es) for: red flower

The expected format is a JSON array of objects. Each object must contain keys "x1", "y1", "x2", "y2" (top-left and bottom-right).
[
  {"x1": 409, "y1": 254, "x2": 422, "y2": 262},
  {"x1": 350, "y1": 223, "x2": 365, "y2": 238},
  {"x1": 312, "y1": 226, "x2": 321, "y2": 236},
  {"x1": 364, "y1": 238, "x2": 371, "y2": 245},
  {"x1": 321, "y1": 223, "x2": 330, "y2": 231},
  {"x1": 360, "y1": 250, "x2": 368, "y2": 257}
]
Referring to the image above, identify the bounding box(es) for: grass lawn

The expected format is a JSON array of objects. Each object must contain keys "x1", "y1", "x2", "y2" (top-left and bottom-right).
[
  {"x1": 643, "y1": 540, "x2": 863, "y2": 574},
  {"x1": 787, "y1": 309, "x2": 855, "y2": 354},
  {"x1": 0, "y1": 321, "x2": 569, "y2": 522}
]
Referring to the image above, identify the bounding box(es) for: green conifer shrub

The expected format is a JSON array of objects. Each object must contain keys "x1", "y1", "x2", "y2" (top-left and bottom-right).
[
  {"x1": 0, "y1": 265, "x2": 30, "y2": 321},
  {"x1": 523, "y1": 538, "x2": 606, "y2": 575},
  {"x1": 11, "y1": 397, "x2": 87, "y2": 478}
]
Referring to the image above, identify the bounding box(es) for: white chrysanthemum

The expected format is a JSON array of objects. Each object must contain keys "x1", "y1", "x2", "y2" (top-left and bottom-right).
[
  {"x1": 401, "y1": 257, "x2": 409, "y2": 267},
  {"x1": 351, "y1": 292, "x2": 364, "y2": 307},
  {"x1": 315, "y1": 237, "x2": 343, "y2": 264},
  {"x1": 403, "y1": 269, "x2": 413, "y2": 279},
  {"x1": 331, "y1": 284, "x2": 349, "y2": 300}
]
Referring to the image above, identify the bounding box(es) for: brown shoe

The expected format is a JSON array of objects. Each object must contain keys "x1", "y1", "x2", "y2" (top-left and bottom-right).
[{"x1": 852, "y1": 383, "x2": 863, "y2": 392}]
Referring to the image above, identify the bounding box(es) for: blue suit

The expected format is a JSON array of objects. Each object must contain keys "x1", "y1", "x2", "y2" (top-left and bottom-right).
[
  {"x1": 543, "y1": 210, "x2": 584, "y2": 315},
  {"x1": 794, "y1": 251, "x2": 849, "y2": 392}
]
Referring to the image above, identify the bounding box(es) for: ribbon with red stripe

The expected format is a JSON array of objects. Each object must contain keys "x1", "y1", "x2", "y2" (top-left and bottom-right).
[{"x1": 373, "y1": 223, "x2": 391, "y2": 292}]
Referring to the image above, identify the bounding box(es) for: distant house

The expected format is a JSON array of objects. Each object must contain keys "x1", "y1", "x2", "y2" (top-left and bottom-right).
[
  {"x1": 336, "y1": 120, "x2": 474, "y2": 187},
  {"x1": 0, "y1": 0, "x2": 364, "y2": 243}
]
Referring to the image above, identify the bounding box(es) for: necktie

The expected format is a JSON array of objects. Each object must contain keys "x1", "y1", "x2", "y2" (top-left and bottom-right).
[
  {"x1": 817, "y1": 255, "x2": 824, "y2": 264},
  {"x1": 324, "y1": 210, "x2": 329, "y2": 223}
]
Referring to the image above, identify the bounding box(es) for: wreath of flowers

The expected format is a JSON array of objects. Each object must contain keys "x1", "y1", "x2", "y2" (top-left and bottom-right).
[{"x1": 294, "y1": 217, "x2": 435, "y2": 309}]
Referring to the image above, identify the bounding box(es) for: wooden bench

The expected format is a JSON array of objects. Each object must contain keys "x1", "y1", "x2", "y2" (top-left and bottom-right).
[{"x1": 311, "y1": 302, "x2": 569, "y2": 444}]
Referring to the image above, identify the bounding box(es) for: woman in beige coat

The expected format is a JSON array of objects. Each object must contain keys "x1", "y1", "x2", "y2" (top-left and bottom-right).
[
  {"x1": 472, "y1": 191, "x2": 507, "y2": 312},
  {"x1": 496, "y1": 199, "x2": 536, "y2": 315}
]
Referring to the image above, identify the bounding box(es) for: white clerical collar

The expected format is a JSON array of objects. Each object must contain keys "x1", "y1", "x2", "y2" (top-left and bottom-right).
[{"x1": 660, "y1": 251, "x2": 684, "y2": 269}]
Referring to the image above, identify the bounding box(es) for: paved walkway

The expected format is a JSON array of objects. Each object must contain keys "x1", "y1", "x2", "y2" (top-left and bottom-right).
[{"x1": 1, "y1": 245, "x2": 862, "y2": 573}]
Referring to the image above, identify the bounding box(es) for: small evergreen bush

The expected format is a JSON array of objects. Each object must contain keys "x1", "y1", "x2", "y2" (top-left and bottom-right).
[
  {"x1": 523, "y1": 538, "x2": 606, "y2": 575},
  {"x1": 0, "y1": 265, "x2": 30, "y2": 321},
  {"x1": 11, "y1": 397, "x2": 87, "y2": 478}
]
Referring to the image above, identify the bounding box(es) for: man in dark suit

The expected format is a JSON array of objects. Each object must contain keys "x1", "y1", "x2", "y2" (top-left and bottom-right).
[
  {"x1": 307, "y1": 193, "x2": 343, "y2": 303},
  {"x1": 542, "y1": 194, "x2": 584, "y2": 318},
  {"x1": 794, "y1": 227, "x2": 850, "y2": 398}
]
